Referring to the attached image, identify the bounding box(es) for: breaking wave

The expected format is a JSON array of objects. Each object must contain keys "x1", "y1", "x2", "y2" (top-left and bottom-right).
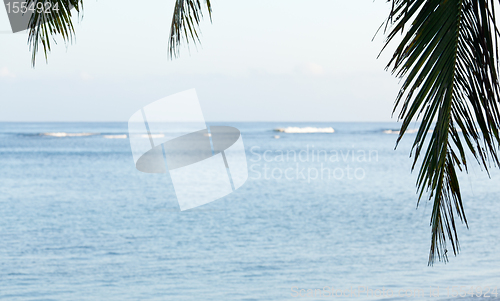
[
  {"x1": 103, "y1": 135, "x2": 128, "y2": 139},
  {"x1": 383, "y1": 129, "x2": 437, "y2": 134},
  {"x1": 41, "y1": 132, "x2": 98, "y2": 137},
  {"x1": 274, "y1": 127, "x2": 335, "y2": 134}
]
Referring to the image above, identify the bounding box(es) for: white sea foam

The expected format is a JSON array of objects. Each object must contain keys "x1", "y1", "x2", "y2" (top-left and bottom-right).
[
  {"x1": 104, "y1": 135, "x2": 128, "y2": 139},
  {"x1": 383, "y1": 130, "x2": 400, "y2": 134},
  {"x1": 274, "y1": 127, "x2": 335, "y2": 134},
  {"x1": 42, "y1": 132, "x2": 98, "y2": 137},
  {"x1": 383, "y1": 129, "x2": 435, "y2": 134}
]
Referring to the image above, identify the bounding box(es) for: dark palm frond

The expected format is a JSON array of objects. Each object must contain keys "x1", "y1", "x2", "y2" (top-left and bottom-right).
[
  {"x1": 384, "y1": 0, "x2": 500, "y2": 265},
  {"x1": 27, "y1": 0, "x2": 83, "y2": 67},
  {"x1": 168, "y1": 0, "x2": 212, "y2": 59}
]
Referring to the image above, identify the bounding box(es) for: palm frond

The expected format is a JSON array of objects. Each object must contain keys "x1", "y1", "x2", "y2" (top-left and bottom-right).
[
  {"x1": 27, "y1": 0, "x2": 83, "y2": 67},
  {"x1": 168, "y1": 0, "x2": 212, "y2": 59},
  {"x1": 384, "y1": 0, "x2": 500, "y2": 265}
]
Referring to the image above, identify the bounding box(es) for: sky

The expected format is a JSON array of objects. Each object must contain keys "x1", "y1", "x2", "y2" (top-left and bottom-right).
[{"x1": 0, "y1": 0, "x2": 402, "y2": 122}]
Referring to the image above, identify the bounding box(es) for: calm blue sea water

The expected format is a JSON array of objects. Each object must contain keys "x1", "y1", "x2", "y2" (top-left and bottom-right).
[{"x1": 0, "y1": 122, "x2": 499, "y2": 301}]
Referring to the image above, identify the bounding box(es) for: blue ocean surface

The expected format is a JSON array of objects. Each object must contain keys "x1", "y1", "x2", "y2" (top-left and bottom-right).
[{"x1": 0, "y1": 122, "x2": 499, "y2": 301}]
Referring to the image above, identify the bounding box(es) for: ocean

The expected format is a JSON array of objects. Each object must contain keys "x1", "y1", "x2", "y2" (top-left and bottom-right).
[{"x1": 0, "y1": 122, "x2": 499, "y2": 300}]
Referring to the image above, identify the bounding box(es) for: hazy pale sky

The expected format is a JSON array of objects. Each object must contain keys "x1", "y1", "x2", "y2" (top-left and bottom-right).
[{"x1": 0, "y1": 0, "x2": 402, "y2": 122}]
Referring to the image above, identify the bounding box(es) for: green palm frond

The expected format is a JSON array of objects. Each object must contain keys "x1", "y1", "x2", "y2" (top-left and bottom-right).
[
  {"x1": 384, "y1": 0, "x2": 500, "y2": 265},
  {"x1": 168, "y1": 0, "x2": 212, "y2": 59},
  {"x1": 27, "y1": 0, "x2": 83, "y2": 67}
]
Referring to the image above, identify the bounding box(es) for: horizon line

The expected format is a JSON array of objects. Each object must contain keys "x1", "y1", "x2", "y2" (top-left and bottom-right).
[{"x1": 0, "y1": 120, "x2": 401, "y2": 123}]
